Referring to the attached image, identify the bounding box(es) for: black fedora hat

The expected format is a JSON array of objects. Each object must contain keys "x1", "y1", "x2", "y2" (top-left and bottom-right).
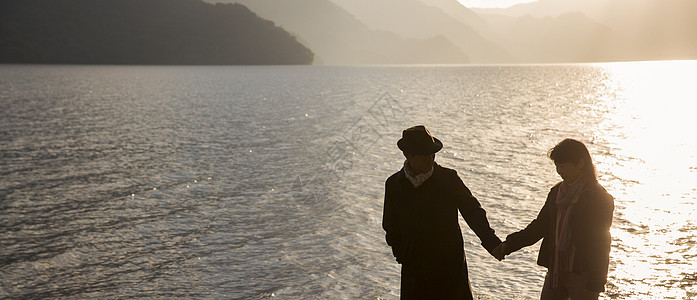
[{"x1": 397, "y1": 125, "x2": 443, "y2": 155}]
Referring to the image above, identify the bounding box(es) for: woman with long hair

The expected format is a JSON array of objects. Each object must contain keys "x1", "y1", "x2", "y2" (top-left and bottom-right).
[{"x1": 493, "y1": 139, "x2": 614, "y2": 300}]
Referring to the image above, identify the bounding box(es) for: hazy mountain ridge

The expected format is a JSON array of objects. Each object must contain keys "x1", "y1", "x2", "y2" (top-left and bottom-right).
[
  {"x1": 212, "y1": 0, "x2": 470, "y2": 65},
  {"x1": 330, "y1": 0, "x2": 514, "y2": 63},
  {"x1": 0, "y1": 0, "x2": 314, "y2": 65},
  {"x1": 471, "y1": 0, "x2": 589, "y2": 18},
  {"x1": 472, "y1": 0, "x2": 697, "y2": 62},
  {"x1": 275, "y1": 0, "x2": 695, "y2": 64},
  {"x1": 505, "y1": 12, "x2": 617, "y2": 62},
  {"x1": 418, "y1": 0, "x2": 500, "y2": 43}
]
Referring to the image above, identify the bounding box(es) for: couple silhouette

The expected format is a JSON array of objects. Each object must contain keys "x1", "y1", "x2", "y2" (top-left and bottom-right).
[{"x1": 383, "y1": 125, "x2": 614, "y2": 300}]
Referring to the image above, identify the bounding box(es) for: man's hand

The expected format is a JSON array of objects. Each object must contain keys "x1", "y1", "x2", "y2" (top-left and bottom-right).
[{"x1": 492, "y1": 241, "x2": 507, "y2": 261}]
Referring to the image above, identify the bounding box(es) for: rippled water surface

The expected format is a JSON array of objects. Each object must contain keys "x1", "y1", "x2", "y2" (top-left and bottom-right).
[{"x1": 1, "y1": 63, "x2": 696, "y2": 299}]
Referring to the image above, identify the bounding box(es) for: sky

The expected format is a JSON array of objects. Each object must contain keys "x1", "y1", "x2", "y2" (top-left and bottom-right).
[{"x1": 456, "y1": 0, "x2": 537, "y2": 8}]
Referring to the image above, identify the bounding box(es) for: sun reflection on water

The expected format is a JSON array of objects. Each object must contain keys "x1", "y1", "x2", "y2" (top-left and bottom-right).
[{"x1": 592, "y1": 61, "x2": 697, "y2": 299}]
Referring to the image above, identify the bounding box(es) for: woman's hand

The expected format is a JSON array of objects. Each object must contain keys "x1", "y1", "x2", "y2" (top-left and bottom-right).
[{"x1": 492, "y1": 241, "x2": 507, "y2": 261}]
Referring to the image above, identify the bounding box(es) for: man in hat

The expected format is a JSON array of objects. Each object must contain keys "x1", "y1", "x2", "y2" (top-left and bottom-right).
[{"x1": 382, "y1": 125, "x2": 503, "y2": 299}]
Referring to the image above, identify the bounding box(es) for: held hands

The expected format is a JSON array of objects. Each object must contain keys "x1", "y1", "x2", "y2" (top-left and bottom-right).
[{"x1": 492, "y1": 241, "x2": 507, "y2": 261}]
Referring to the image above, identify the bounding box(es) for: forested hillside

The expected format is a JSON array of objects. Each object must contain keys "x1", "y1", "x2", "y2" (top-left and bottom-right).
[{"x1": 0, "y1": 0, "x2": 314, "y2": 65}]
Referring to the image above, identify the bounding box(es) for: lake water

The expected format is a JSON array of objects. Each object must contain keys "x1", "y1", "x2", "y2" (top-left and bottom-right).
[{"x1": 1, "y1": 63, "x2": 696, "y2": 299}]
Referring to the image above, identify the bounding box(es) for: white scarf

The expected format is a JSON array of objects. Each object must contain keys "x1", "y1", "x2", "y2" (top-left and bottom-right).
[{"x1": 403, "y1": 160, "x2": 434, "y2": 188}]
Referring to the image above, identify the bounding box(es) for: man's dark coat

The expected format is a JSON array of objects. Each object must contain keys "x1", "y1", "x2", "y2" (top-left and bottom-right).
[
  {"x1": 504, "y1": 181, "x2": 614, "y2": 292},
  {"x1": 382, "y1": 163, "x2": 502, "y2": 299}
]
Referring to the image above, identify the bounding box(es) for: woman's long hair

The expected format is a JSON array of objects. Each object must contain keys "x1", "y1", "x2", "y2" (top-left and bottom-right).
[{"x1": 548, "y1": 138, "x2": 597, "y2": 181}]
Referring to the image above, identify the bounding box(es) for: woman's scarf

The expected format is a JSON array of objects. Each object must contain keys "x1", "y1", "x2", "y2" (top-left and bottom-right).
[{"x1": 552, "y1": 175, "x2": 589, "y2": 288}]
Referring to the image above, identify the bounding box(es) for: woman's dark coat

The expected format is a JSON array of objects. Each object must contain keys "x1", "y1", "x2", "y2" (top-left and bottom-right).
[
  {"x1": 382, "y1": 163, "x2": 502, "y2": 299},
  {"x1": 504, "y1": 181, "x2": 614, "y2": 292}
]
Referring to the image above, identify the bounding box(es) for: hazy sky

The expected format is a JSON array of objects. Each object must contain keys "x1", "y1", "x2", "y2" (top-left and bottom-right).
[{"x1": 456, "y1": 0, "x2": 537, "y2": 8}]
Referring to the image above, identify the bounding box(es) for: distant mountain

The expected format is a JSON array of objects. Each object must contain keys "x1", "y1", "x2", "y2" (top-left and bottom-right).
[
  {"x1": 418, "y1": 0, "x2": 488, "y2": 29},
  {"x1": 472, "y1": 0, "x2": 697, "y2": 62},
  {"x1": 418, "y1": 0, "x2": 510, "y2": 57},
  {"x1": 419, "y1": 0, "x2": 488, "y2": 31},
  {"x1": 501, "y1": 12, "x2": 619, "y2": 62},
  {"x1": 595, "y1": 0, "x2": 697, "y2": 61},
  {"x1": 216, "y1": 0, "x2": 470, "y2": 64},
  {"x1": 471, "y1": 0, "x2": 590, "y2": 18},
  {"x1": 330, "y1": 0, "x2": 514, "y2": 63},
  {"x1": 0, "y1": 0, "x2": 313, "y2": 65}
]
